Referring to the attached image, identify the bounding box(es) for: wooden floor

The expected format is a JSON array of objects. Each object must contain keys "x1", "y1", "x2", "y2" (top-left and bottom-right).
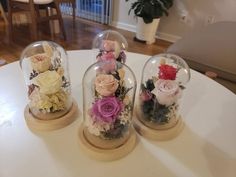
[
  {"x1": 0, "y1": 16, "x2": 235, "y2": 94},
  {"x1": 0, "y1": 16, "x2": 171, "y2": 63}
]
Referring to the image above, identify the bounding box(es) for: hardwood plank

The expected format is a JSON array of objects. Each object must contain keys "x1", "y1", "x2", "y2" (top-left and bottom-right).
[
  {"x1": 0, "y1": 15, "x2": 172, "y2": 63},
  {"x1": 1, "y1": 16, "x2": 235, "y2": 93}
]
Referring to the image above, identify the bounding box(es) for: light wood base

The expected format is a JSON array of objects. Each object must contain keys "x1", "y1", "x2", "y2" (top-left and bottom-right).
[
  {"x1": 78, "y1": 126, "x2": 137, "y2": 161},
  {"x1": 83, "y1": 127, "x2": 130, "y2": 149},
  {"x1": 24, "y1": 100, "x2": 79, "y2": 131},
  {"x1": 133, "y1": 115, "x2": 184, "y2": 141}
]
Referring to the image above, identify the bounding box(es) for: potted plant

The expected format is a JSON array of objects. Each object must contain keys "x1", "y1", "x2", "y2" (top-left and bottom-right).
[{"x1": 126, "y1": 0, "x2": 174, "y2": 44}]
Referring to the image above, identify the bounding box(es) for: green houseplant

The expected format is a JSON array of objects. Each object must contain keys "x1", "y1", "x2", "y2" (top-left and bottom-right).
[{"x1": 126, "y1": 0, "x2": 174, "y2": 44}]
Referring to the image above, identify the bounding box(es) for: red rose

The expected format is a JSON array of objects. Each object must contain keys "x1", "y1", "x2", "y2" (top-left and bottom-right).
[{"x1": 158, "y1": 64, "x2": 177, "y2": 80}]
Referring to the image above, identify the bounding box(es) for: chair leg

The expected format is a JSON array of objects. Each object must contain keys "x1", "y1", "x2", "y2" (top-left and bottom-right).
[
  {"x1": 48, "y1": 7, "x2": 56, "y2": 38},
  {"x1": 7, "y1": 0, "x2": 13, "y2": 41},
  {"x1": 35, "y1": 5, "x2": 41, "y2": 18},
  {"x1": 72, "y1": 0, "x2": 76, "y2": 26},
  {"x1": 0, "y1": 3, "x2": 8, "y2": 25},
  {"x1": 54, "y1": 1, "x2": 66, "y2": 40},
  {"x1": 29, "y1": 2, "x2": 38, "y2": 40}
]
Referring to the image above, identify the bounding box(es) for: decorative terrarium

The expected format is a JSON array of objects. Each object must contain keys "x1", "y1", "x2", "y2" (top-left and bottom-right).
[
  {"x1": 92, "y1": 30, "x2": 128, "y2": 63},
  {"x1": 79, "y1": 60, "x2": 136, "y2": 160},
  {"x1": 20, "y1": 41, "x2": 78, "y2": 130},
  {"x1": 134, "y1": 54, "x2": 190, "y2": 140}
]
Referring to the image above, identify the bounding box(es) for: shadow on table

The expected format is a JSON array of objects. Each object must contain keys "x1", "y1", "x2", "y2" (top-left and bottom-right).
[
  {"x1": 141, "y1": 123, "x2": 236, "y2": 177},
  {"x1": 34, "y1": 122, "x2": 235, "y2": 177},
  {"x1": 29, "y1": 82, "x2": 236, "y2": 177},
  {"x1": 203, "y1": 99, "x2": 236, "y2": 177}
]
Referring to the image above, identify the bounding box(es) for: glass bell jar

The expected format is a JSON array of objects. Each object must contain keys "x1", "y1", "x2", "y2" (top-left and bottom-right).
[
  {"x1": 82, "y1": 60, "x2": 136, "y2": 151},
  {"x1": 136, "y1": 53, "x2": 190, "y2": 135},
  {"x1": 20, "y1": 41, "x2": 74, "y2": 121},
  {"x1": 92, "y1": 30, "x2": 128, "y2": 64}
]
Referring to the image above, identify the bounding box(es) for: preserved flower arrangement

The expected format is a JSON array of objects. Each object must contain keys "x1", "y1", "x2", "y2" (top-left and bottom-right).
[
  {"x1": 81, "y1": 60, "x2": 137, "y2": 155},
  {"x1": 20, "y1": 41, "x2": 77, "y2": 124},
  {"x1": 135, "y1": 54, "x2": 190, "y2": 139},
  {"x1": 92, "y1": 30, "x2": 128, "y2": 64}
]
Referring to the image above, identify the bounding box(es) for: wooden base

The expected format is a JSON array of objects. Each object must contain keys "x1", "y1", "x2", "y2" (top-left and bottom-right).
[
  {"x1": 24, "y1": 100, "x2": 79, "y2": 131},
  {"x1": 78, "y1": 126, "x2": 137, "y2": 161},
  {"x1": 83, "y1": 127, "x2": 130, "y2": 149},
  {"x1": 133, "y1": 115, "x2": 184, "y2": 141}
]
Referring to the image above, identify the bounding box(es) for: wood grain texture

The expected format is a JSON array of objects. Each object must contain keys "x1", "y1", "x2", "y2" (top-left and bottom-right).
[
  {"x1": 0, "y1": 16, "x2": 172, "y2": 64},
  {"x1": 78, "y1": 125, "x2": 137, "y2": 161}
]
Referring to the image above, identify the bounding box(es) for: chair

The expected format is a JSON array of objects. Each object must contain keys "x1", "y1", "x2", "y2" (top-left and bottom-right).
[
  {"x1": 167, "y1": 21, "x2": 236, "y2": 92},
  {"x1": 0, "y1": 59, "x2": 7, "y2": 66},
  {"x1": 7, "y1": 0, "x2": 66, "y2": 40},
  {"x1": 58, "y1": 0, "x2": 76, "y2": 23},
  {"x1": 0, "y1": 2, "x2": 8, "y2": 25}
]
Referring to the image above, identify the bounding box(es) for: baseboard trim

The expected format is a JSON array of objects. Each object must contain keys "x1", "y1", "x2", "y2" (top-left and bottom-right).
[
  {"x1": 111, "y1": 21, "x2": 136, "y2": 32},
  {"x1": 156, "y1": 32, "x2": 181, "y2": 43},
  {"x1": 111, "y1": 21, "x2": 181, "y2": 43}
]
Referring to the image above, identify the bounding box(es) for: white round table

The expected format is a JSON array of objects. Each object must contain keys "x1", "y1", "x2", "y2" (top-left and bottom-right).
[{"x1": 0, "y1": 50, "x2": 236, "y2": 177}]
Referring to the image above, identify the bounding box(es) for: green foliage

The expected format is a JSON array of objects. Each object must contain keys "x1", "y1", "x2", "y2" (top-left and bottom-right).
[
  {"x1": 142, "y1": 96, "x2": 171, "y2": 124},
  {"x1": 126, "y1": 0, "x2": 174, "y2": 24},
  {"x1": 101, "y1": 119, "x2": 128, "y2": 139},
  {"x1": 146, "y1": 79, "x2": 155, "y2": 91}
]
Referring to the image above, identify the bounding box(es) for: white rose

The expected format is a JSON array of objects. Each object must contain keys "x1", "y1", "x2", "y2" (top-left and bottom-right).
[
  {"x1": 34, "y1": 70, "x2": 62, "y2": 95},
  {"x1": 155, "y1": 79, "x2": 182, "y2": 106}
]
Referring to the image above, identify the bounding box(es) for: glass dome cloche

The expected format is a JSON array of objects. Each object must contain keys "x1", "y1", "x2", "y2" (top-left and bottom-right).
[
  {"x1": 20, "y1": 41, "x2": 78, "y2": 130},
  {"x1": 92, "y1": 30, "x2": 128, "y2": 64},
  {"x1": 134, "y1": 53, "x2": 190, "y2": 140},
  {"x1": 79, "y1": 60, "x2": 137, "y2": 161}
]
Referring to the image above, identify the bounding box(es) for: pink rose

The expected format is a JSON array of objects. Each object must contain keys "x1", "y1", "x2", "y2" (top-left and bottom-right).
[
  {"x1": 103, "y1": 40, "x2": 115, "y2": 51},
  {"x1": 97, "y1": 51, "x2": 116, "y2": 62},
  {"x1": 96, "y1": 54, "x2": 117, "y2": 73},
  {"x1": 95, "y1": 74, "x2": 118, "y2": 96},
  {"x1": 140, "y1": 90, "x2": 152, "y2": 101},
  {"x1": 102, "y1": 40, "x2": 121, "y2": 58},
  {"x1": 101, "y1": 60, "x2": 116, "y2": 73},
  {"x1": 155, "y1": 79, "x2": 181, "y2": 106},
  {"x1": 91, "y1": 97, "x2": 123, "y2": 123}
]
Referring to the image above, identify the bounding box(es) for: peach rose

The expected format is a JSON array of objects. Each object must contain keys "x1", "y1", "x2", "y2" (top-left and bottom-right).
[
  {"x1": 102, "y1": 40, "x2": 121, "y2": 58},
  {"x1": 95, "y1": 74, "x2": 118, "y2": 96},
  {"x1": 30, "y1": 53, "x2": 51, "y2": 72},
  {"x1": 118, "y1": 68, "x2": 125, "y2": 80},
  {"x1": 155, "y1": 79, "x2": 182, "y2": 106}
]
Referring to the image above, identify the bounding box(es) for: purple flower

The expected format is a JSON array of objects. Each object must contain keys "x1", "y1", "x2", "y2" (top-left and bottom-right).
[{"x1": 91, "y1": 97, "x2": 123, "y2": 123}]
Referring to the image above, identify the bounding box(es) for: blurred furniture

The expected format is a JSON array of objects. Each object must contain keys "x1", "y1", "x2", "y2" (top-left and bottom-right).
[
  {"x1": 0, "y1": 59, "x2": 7, "y2": 66},
  {"x1": 0, "y1": 50, "x2": 236, "y2": 177},
  {"x1": 0, "y1": 2, "x2": 8, "y2": 24},
  {"x1": 167, "y1": 22, "x2": 236, "y2": 83},
  {"x1": 59, "y1": 0, "x2": 76, "y2": 23},
  {"x1": 7, "y1": 0, "x2": 66, "y2": 40}
]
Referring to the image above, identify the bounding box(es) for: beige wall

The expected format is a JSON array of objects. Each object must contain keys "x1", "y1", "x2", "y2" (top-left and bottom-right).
[
  {"x1": 112, "y1": 0, "x2": 136, "y2": 31},
  {"x1": 112, "y1": 0, "x2": 236, "y2": 42}
]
